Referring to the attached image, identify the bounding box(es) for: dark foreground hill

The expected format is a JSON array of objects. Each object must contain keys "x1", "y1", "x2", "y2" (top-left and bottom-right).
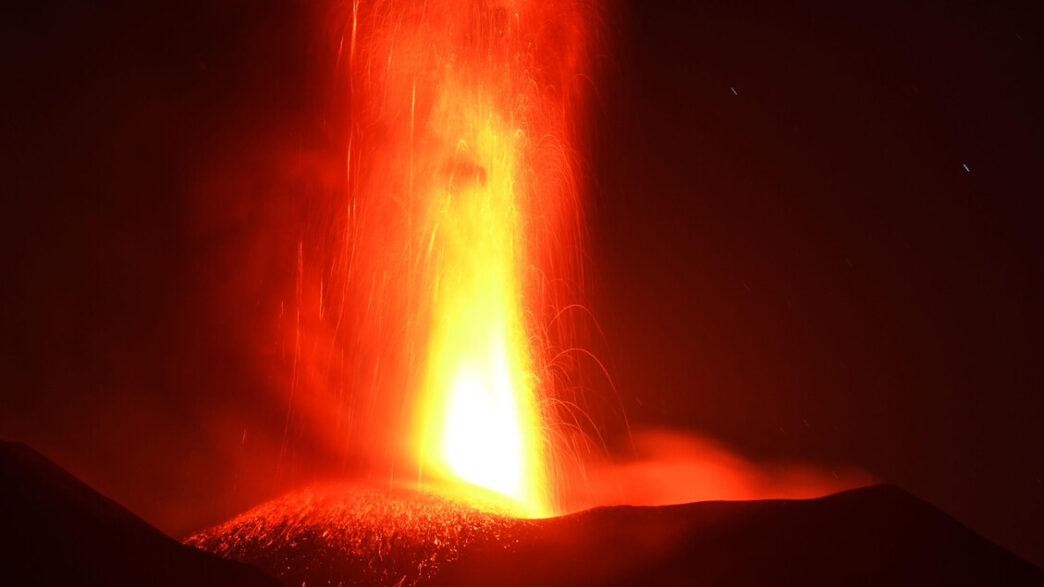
[
  {"x1": 189, "y1": 482, "x2": 1044, "y2": 587},
  {"x1": 0, "y1": 440, "x2": 280, "y2": 587}
]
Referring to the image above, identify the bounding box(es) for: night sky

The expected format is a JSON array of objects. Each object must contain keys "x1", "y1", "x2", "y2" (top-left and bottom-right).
[{"x1": 3, "y1": 0, "x2": 1043, "y2": 569}]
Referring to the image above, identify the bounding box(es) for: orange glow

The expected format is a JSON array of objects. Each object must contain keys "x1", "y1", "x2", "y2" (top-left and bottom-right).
[{"x1": 558, "y1": 429, "x2": 877, "y2": 512}]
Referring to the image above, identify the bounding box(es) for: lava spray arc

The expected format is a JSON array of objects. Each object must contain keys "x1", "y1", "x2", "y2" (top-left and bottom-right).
[{"x1": 292, "y1": 0, "x2": 605, "y2": 516}]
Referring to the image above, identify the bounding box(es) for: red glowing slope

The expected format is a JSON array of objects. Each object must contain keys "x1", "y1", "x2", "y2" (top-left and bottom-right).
[
  {"x1": 0, "y1": 441, "x2": 280, "y2": 587},
  {"x1": 189, "y1": 483, "x2": 1043, "y2": 587}
]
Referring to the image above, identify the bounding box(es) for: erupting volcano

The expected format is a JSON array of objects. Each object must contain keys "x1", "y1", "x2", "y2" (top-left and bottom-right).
[{"x1": 5, "y1": 0, "x2": 1044, "y2": 585}]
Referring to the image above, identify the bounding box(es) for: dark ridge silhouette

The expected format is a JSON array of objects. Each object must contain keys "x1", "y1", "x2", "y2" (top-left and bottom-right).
[
  {"x1": 435, "y1": 485, "x2": 1044, "y2": 586},
  {"x1": 0, "y1": 440, "x2": 280, "y2": 587}
]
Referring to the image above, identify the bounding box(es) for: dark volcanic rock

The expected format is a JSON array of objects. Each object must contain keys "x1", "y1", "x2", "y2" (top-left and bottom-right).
[
  {"x1": 436, "y1": 484, "x2": 1044, "y2": 587},
  {"x1": 191, "y1": 483, "x2": 1044, "y2": 587},
  {"x1": 0, "y1": 441, "x2": 280, "y2": 587}
]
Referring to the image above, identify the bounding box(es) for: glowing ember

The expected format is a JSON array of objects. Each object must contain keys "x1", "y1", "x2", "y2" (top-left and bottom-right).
[{"x1": 185, "y1": 483, "x2": 527, "y2": 587}]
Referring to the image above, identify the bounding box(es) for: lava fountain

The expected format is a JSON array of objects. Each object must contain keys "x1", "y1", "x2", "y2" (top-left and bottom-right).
[
  {"x1": 392, "y1": 0, "x2": 598, "y2": 516},
  {"x1": 285, "y1": 0, "x2": 601, "y2": 516},
  {"x1": 411, "y1": 83, "x2": 548, "y2": 514}
]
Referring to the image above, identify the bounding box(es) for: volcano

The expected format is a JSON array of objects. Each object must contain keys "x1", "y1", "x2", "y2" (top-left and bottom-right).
[{"x1": 3, "y1": 439, "x2": 1042, "y2": 585}]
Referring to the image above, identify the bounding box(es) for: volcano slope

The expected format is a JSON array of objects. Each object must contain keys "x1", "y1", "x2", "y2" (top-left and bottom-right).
[{"x1": 188, "y1": 482, "x2": 1043, "y2": 587}]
